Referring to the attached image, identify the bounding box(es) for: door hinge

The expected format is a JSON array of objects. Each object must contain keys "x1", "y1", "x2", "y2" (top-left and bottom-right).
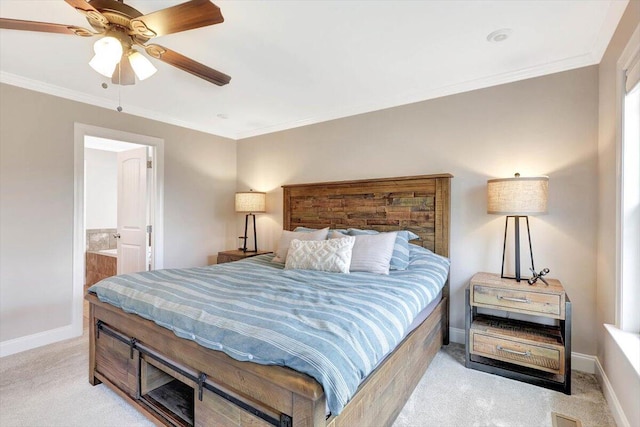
[
  {"x1": 147, "y1": 225, "x2": 152, "y2": 233},
  {"x1": 147, "y1": 160, "x2": 152, "y2": 169}
]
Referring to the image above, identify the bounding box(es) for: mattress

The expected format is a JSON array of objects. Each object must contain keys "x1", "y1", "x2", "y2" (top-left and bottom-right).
[{"x1": 89, "y1": 245, "x2": 450, "y2": 415}]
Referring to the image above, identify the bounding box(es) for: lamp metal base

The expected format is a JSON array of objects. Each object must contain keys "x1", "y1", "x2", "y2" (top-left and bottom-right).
[
  {"x1": 501, "y1": 215, "x2": 535, "y2": 283},
  {"x1": 241, "y1": 213, "x2": 259, "y2": 253}
]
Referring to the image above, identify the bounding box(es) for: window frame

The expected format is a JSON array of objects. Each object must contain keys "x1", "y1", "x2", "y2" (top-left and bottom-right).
[{"x1": 615, "y1": 23, "x2": 640, "y2": 334}]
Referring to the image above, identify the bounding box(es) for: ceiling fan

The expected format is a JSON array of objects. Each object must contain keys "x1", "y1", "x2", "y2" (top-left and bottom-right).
[{"x1": 0, "y1": 0, "x2": 231, "y2": 86}]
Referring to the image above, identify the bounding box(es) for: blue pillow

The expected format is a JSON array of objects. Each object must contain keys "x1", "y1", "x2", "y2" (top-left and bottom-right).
[
  {"x1": 294, "y1": 226, "x2": 348, "y2": 235},
  {"x1": 347, "y1": 228, "x2": 419, "y2": 270}
]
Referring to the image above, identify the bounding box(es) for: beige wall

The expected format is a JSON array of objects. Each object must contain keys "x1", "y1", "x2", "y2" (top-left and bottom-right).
[
  {"x1": 85, "y1": 148, "x2": 117, "y2": 230},
  {"x1": 0, "y1": 83, "x2": 237, "y2": 342},
  {"x1": 237, "y1": 66, "x2": 600, "y2": 354},
  {"x1": 596, "y1": 2, "x2": 640, "y2": 426}
]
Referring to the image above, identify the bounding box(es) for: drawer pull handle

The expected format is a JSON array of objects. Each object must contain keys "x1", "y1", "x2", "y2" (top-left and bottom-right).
[
  {"x1": 497, "y1": 345, "x2": 531, "y2": 357},
  {"x1": 497, "y1": 295, "x2": 530, "y2": 303}
]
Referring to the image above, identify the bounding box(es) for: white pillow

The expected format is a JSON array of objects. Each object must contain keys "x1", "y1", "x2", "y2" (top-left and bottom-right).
[
  {"x1": 349, "y1": 232, "x2": 397, "y2": 275},
  {"x1": 284, "y1": 236, "x2": 355, "y2": 273},
  {"x1": 272, "y1": 227, "x2": 329, "y2": 263}
]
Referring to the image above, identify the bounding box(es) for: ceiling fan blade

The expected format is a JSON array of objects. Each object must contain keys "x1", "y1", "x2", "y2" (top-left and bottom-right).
[
  {"x1": 112, "y1": 55, "x2": 136, "y2": 86},
  {"x1": 130, "y1": 0, "x2": 223, "y2": 38},
  {"x1": 145, "y1": 44, "x2": 230, "y2": 86},
  {"x1": 0, "y1": 17, "x2": 95, "y2": 37},
  {"x1": 64, "y1": 0, "x2": 109, "y2": 27}
]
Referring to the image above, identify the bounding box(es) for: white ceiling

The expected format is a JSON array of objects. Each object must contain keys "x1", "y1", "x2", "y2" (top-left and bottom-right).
[{"x1": 0, "y1": 0, "x2": 628, "y2": 140}]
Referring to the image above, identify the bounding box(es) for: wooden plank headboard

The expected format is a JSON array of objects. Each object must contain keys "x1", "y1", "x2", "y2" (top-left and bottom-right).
[{"x1": 282, "y1": 174, "x2": 452, "y2": 258}]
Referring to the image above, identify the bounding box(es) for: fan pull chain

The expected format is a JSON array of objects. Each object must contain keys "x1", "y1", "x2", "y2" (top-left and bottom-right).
[
  {"x1": 117, "y1": 86, "x2": 123, "y2": 112},
  {"x1": 117, "y1": 62, "x2": 123, "y2": 112}
]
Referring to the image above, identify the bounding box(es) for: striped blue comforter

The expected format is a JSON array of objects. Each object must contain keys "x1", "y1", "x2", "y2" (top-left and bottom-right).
[{"x1": 89, "y1": 245, "x2": 450, "y2": 415}]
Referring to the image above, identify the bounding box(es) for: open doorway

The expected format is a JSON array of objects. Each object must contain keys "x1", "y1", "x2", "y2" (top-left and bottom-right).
[
  {"x1": 73, "y1": 124, "x2": 164, "y2": 336},
  {"x1": 84, "y1": 136, "x2": 152, "y2": 292}
]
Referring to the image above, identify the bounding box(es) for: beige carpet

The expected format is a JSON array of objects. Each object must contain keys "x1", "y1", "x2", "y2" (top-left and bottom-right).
[
  {"x1": 0, "y1": 332, "x2": 615, "y2": 427},
  {"x1": 394, "y1": 345, "x2": 615, "y2": 427}
]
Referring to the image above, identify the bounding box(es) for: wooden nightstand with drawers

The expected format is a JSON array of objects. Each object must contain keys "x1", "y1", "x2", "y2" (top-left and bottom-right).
[
  {"x1": 217, "y1": 250, "x2": 272, "y2": 264},
  {"x1": 465, "y1": 272, "x2": 571, "y2": 394}
]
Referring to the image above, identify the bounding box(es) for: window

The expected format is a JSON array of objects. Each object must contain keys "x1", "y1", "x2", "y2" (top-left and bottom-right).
[
  {"x1": 618, "y1": 24, "x2": 640, "y2": 334},
  {"x1": 620, "y1": 79, "x2": 639, "y2": 333}
]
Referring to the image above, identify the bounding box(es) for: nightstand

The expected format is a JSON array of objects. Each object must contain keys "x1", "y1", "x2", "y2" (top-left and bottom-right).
[
  {"x1": 465, "y1": 272, "x2": 571, "y2": 394},
  {"x1": 217, "y1": 250, "x2": 272, "y2": 264}
]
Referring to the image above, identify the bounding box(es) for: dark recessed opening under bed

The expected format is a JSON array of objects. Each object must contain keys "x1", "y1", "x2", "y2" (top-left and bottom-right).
[{"x1": 142, "y1": 379, "x2": 194, "y2": 427}]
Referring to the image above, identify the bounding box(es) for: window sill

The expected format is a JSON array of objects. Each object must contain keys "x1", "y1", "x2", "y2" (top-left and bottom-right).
[{"x1": 604, "y1": 324, "x2": 640, "y2": 377}]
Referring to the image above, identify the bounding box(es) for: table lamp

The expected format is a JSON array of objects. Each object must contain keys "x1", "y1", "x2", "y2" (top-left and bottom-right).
[
  {"x1": 487, "y1": 173, "x2": 548, "y2": 282},
  {"x1": 235, "y1": 190, "x2": 266, "y2": 252}
]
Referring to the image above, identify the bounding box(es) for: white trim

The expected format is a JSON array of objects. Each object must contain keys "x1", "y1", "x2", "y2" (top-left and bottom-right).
[
  {"x1": 73, "y1": 124, "x2": 165, "y2": 338},
  {"x1": 589, "y1": 0, "x2": 631, "y2": 64},
  {"x1": 604, "y1": 324, "x2": 640, "y2": 376},
  {"x1": 619, "y1": 25, "x2": 640, "y2": 78},
  {"x1": 0, "y1": 51, "x2": 606, "y2": 141},
  {"x1": 0, "y1": 71, "x2": 237, "y2": 140},
  {"x1": 235, "y1": 52, "x2": 598, "y2": 139},
  {"x1": 615, "y1": 23, "x2": 640, "y2": 330},
  {"x1": 450, "y1": 327, "x2": 466, "y2": 345},
  {"x1": 571, "y1": 352, "x2": 597, "y2": 374},
  {"x1": 595, "y1": 356, "x2": 631, "y2": 427},
  {"x1": 0, "y1": 325, "x2": 75, "y2": 358}
]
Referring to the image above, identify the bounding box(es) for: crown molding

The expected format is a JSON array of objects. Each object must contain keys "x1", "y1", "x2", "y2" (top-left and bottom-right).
[
  {"x1": 0, "y1": 71, "x2": 237, "y2": 140},
  {"x1": 0, "y1": 50, "x2": 600, "y2": 142},
  {"x1": 589, "y1": 0, "x2": 630, "y2": 64},
  {"x1": 235, "y1": 51, "x2": 598, "y2": 140}
]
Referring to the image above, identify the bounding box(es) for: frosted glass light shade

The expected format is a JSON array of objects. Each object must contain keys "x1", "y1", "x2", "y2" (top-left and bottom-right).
[
  {"x1": 93, "y1": 36, "x2": 122, "y2": 60},
  {"x1": 89, "y1": 36, "x2": 123, "y2": 78},
  {"x1": 487, "y1": 175, "x2": 548, "y2": 215},
  {"x1": 235, "y1": 191, "x2": 266, "y2": 213},
  {"x1": 129, "y1": 51, "x2": 157, "y2": 81},
  {"x1": 89, "y1": 54, "x2": 118, "y2": 77}
]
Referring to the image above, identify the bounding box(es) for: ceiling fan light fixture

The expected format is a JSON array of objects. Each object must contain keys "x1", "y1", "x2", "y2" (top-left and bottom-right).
[
  {"x1": 93, "y1": 36, "x2": 123, "y2": 62},
  {"x1": 89, "y1": 35, "x2": 123, "y2": 78},
  {"x1": 2, "y1": 0, "x2": 230, "y2": 86},
  {"x1": 128, "y1": 51, "x2": 157, "y2": 81},
  {"x1": 89, "y1": 53, "x2": 118, "y2": 77}
]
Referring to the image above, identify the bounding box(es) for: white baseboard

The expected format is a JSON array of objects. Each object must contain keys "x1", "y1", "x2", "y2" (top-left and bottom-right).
[
  {"x1": 595, "y1": 357, "x2": 631, "y2": 427},
  {"x1": 449, "y1": 327, "x2": 598, "y2": 375},
  {"x1": 0, "y1": 324, "x2": 80, "y2": 358},
  {"x1": 449, "y1": 327, "x2": 466, "y2": 344},
  {"x1": 571, "y1": 352, "x2": 596, "y2": 374}
]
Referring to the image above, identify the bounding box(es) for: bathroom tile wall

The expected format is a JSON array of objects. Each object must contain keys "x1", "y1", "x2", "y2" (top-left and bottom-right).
[
  {"x1": 85, "y1": 252, "x2": 116, "y2": 290},
  {"x1": 86, "y1": 229, "x2": 117, "y2": 251}
]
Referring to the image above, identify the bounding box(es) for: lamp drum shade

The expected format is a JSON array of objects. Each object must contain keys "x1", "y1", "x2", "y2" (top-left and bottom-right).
[
  {"x1": 235, "y1": 191, "x2": 266, "y2": 213},
  {"x1": 487, "y1": 176, "x2": 548, "y2": 215}
]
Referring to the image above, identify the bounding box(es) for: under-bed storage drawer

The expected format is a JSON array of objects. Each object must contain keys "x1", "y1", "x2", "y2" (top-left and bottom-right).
[
  {"x1": 93, "y1": 320, "x2": 292, "y2": 427},
  {"x1": 196, "y1": 387, "x2": 275, "y2": 427},
  {"x1": 95, "y1": 323, "x2": 138, "y2": 397},
  {"x1": 139, "y1": 355, "x2": 196, "y2": 427}
]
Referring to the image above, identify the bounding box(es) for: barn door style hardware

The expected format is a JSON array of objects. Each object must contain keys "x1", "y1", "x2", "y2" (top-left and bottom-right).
[{"x1": 95, "y1": 320, "x2": 293, "y2": 427}]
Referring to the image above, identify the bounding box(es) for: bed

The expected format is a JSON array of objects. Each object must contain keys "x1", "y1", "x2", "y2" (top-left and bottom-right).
[{"x1": 86, "y1": 173, "x2": 452, "y2": 427}]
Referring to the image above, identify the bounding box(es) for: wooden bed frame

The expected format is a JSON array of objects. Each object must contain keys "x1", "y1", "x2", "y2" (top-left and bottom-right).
[{"x1": 86, "y1": 173, "x2": 452, "y2": 427}]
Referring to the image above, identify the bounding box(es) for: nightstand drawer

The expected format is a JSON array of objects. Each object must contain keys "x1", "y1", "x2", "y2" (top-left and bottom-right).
[
  {"x1": 469, "y1": 315, "x2": 565, "y2": 376},
  {"x1": 472, "y1": 285, "x2": 562, "y2": 318},
  {"x1": 217, "y1": 250, "x2": 272, "y2": 264},
  {"x1": 470, "y1": 332, "x2": 563, "y2": 375},
  {"x1": 217, "y1": 253, "x2": 239, "y2": 264}
]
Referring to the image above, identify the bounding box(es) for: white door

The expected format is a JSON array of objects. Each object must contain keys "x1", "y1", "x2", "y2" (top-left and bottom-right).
[{"x1": 117, "y1": 147, "x2": 148, "y2": 274}]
